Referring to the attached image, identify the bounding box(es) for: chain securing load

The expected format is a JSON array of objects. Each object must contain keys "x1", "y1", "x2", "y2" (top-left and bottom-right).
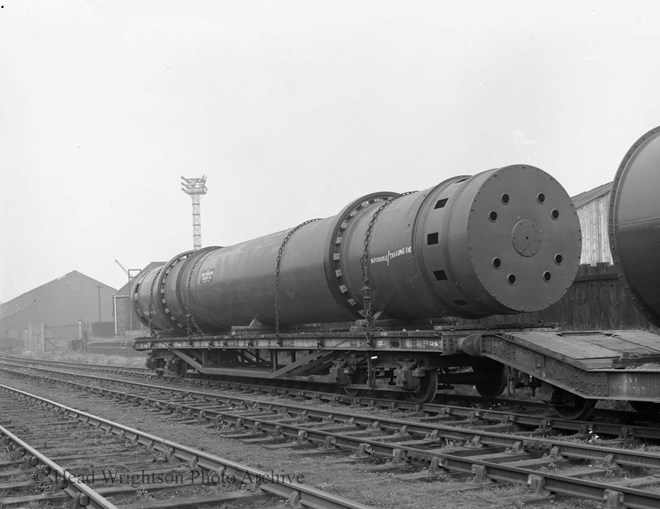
[{"x1": 274, "y1": 219, "x2": 322, "y2": 343}]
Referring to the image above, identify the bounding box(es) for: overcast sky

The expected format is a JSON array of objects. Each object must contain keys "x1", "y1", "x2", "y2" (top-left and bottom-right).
[{"x1": 1, "y1": 0, "x2": 659, "y2": 303}]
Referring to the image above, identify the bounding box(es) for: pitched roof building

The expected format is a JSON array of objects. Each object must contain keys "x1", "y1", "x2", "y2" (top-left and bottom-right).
[{"x1": 0, "y1": 271, "x2": 117, "y2": 346}]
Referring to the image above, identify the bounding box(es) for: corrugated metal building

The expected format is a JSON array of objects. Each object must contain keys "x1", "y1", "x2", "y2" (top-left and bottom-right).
[
  {"x1": 572, "y1": 182, "x2": 613, "y2": 266},
  {"x1": 0, "y1": 271, "x2": 117, "y2": 348}
]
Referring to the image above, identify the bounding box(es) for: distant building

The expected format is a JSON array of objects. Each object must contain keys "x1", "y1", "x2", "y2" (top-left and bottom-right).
[
  {"x1": 113, "y1": 262, "x2": 165, "y2": 337},
  {"x1": 0, "y1": 271, "x2": 117, "y2": 350},
  {"x1": 571, "y1": 182, "x2": 613, "y2": 266}
]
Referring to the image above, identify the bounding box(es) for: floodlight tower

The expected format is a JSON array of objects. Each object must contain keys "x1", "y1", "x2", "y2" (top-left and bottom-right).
[{"x1": 181, "y1": 175, "x2": 208, "y2": 250}]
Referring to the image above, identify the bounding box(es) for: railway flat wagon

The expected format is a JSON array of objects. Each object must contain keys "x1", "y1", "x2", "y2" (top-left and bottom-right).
[{"x1": 134, "y1": 127, "x2": 660, "y2": 419}]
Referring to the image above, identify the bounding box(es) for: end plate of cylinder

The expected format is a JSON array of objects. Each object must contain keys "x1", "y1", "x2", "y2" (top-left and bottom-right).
[{"x1": 467, "y1": 165, "x2": 581, "y2": 313}]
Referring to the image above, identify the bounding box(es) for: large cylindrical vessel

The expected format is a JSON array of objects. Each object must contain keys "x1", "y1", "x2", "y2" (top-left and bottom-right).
[
  {"x1": 609, "y1": 126, "x2": 660, "y2": 327},
  {"x1": 133, "y1": 165, "x2": 581, "y2": 334}
]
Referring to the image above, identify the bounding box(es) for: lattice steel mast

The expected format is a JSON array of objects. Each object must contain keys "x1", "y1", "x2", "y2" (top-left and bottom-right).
[{"x1": 181, "y1": 176, "x2": 207, "y2": 250}]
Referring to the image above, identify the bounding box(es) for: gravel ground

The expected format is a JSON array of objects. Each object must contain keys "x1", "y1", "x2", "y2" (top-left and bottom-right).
[{"x1": 0, "y1": 366, "x2": 608, "y2": 509}]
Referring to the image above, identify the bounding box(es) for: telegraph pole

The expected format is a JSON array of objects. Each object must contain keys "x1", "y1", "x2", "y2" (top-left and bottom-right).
[
  {"x1": 95, "y1": 285, "x2": 103, "y2": 323},
  {"x1": 181, "y1": 176, "x2": 207, "y2": 250}
]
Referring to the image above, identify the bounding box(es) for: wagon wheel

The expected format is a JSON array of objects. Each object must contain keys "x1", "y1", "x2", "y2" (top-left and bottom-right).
[
  {"x1": 552, "y1": 391, "x2": 596, "y2": 420},
  {"x1": 343, "y1": 387, "x2": 366, "y2": 397},
  {"x1": 342, "y1": 366, "x2": 367, "y2": 398},
  {"x1": 175, "y1": 360, "x2": 188, "y2": 379},
  {"x1": 407, "y1": 370, "x2": 438, "y2": 403},
  {"x1": 473, "y1": 364, "x2": 507, "y2": 400}
]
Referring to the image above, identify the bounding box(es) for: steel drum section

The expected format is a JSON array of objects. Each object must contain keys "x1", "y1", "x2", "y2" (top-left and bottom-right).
[
  {"x1": 343, "y1": 166, "x2": 582, "y2": 318},
  {"x1": 458, "y1": 165, "x2": 582, "y2": 314},
  {"x1": 132, "y1": 266, "x2": 170, "y2": 330},
  {"x1": 609, "y1": 126, "x2": 660, "y2": 327},
  {"x1": 186, "y1": 219, "x2": 357, "y2": 330}
]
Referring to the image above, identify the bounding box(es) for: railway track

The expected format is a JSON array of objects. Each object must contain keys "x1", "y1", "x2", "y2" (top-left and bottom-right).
[
  {"x1": 4, "y1": 356, "x2": 659, "y2": 441},
  {"x1": 0, "y1": 383, "x2": 370, "y2": 509},
  {"x1": 2, "y1": 355, "x2": 152, "y2": 378},
  {"x1": 3, "y1": 360, "x2": 660, "y2": 507}
]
